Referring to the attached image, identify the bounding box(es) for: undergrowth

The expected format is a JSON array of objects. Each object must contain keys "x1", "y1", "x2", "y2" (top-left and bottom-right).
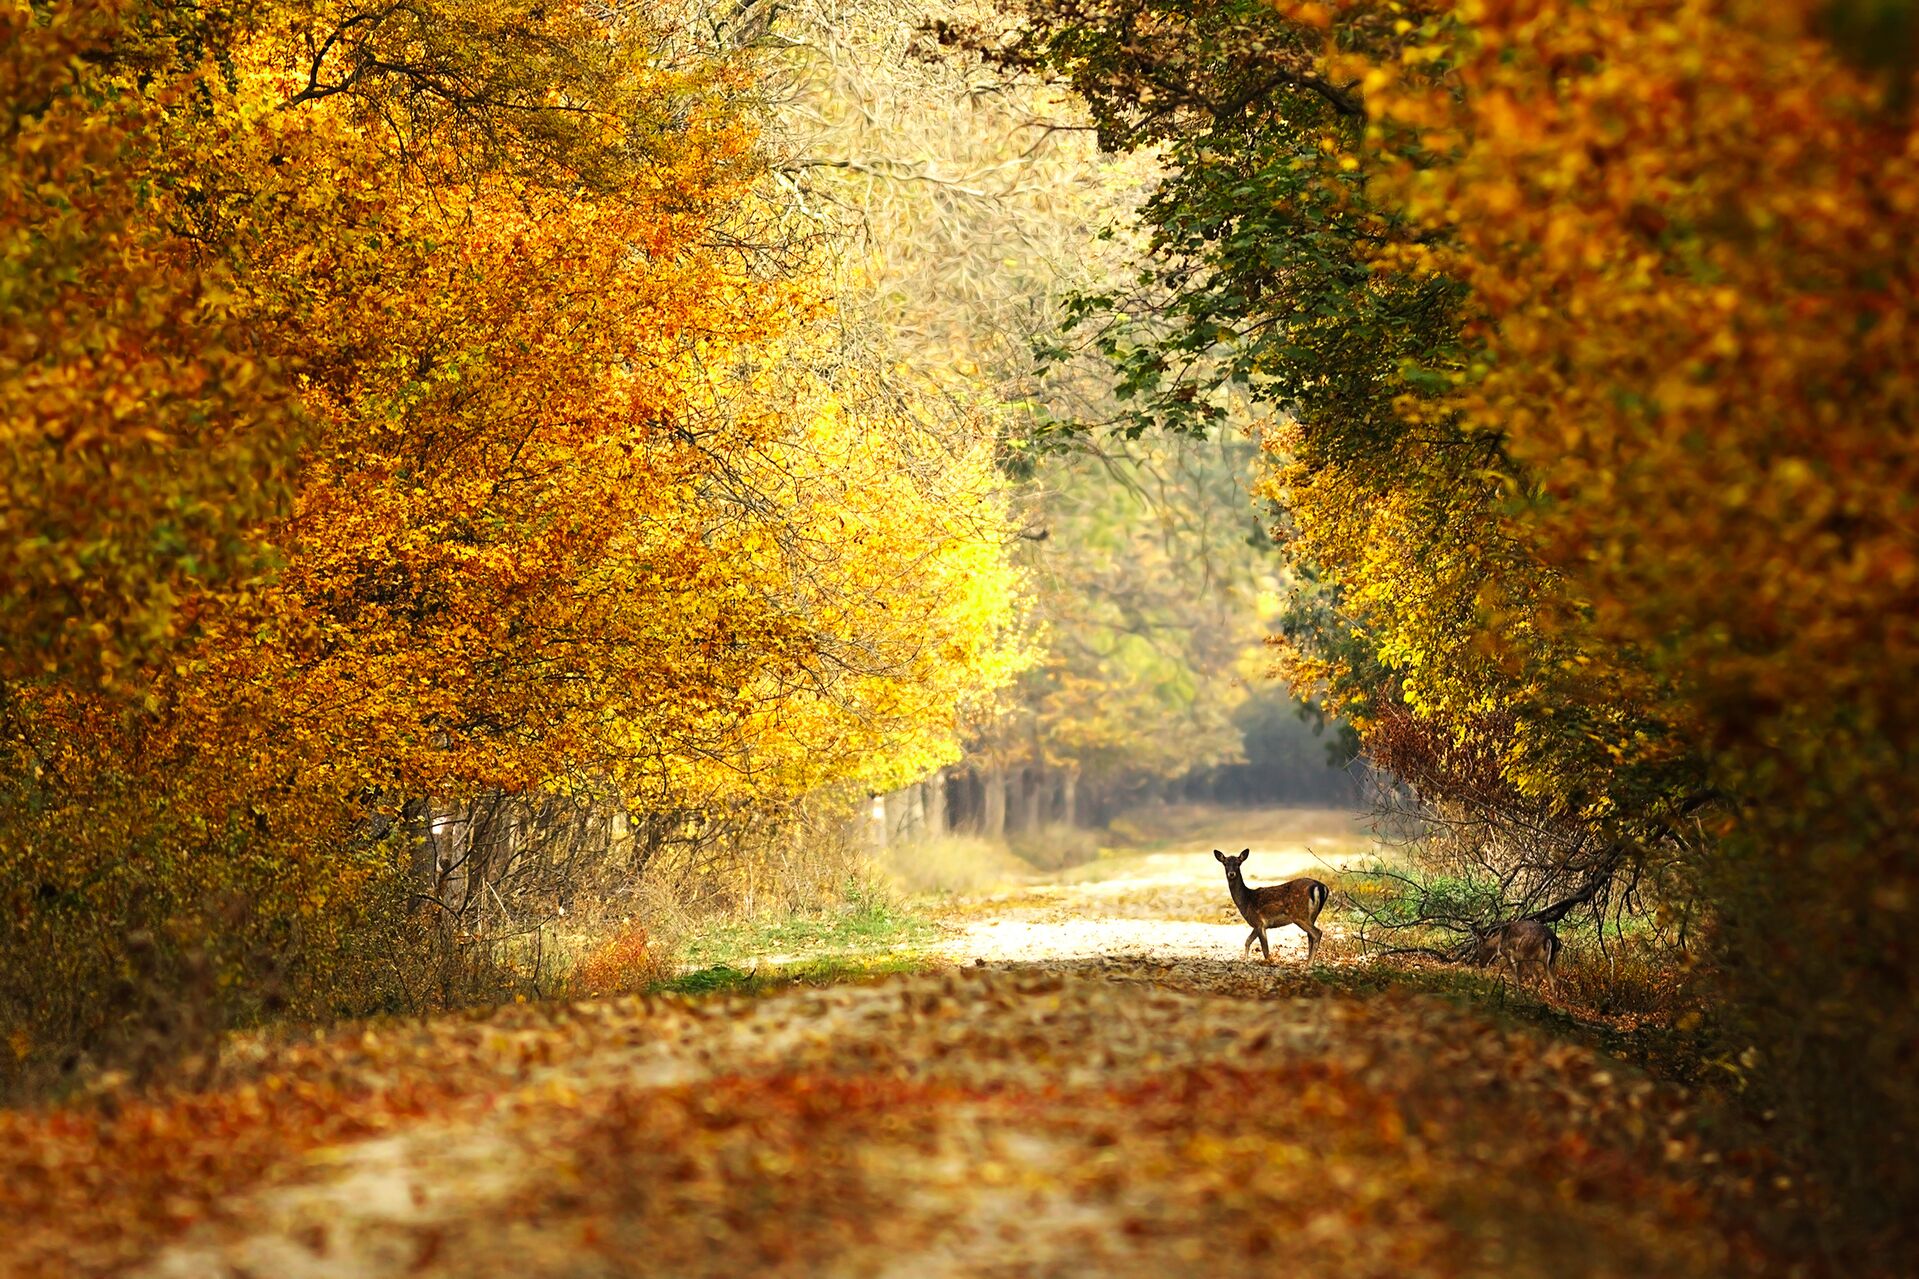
[
  {"x1": 678, "y1": 879, "x2": 935, "y2": 968},
  {"x1": 1261, "y1": 951, "x2": 1714, "y2": 1090},
  {"x1": 655, "y1": 954, "x2": 934, "y2": 998}
]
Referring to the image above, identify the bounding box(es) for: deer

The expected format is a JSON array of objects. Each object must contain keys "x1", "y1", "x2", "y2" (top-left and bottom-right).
[
  {"x1": 1473, "y1": 918, "x2": 1561, "y2": 991},
  {"x1": 1213, "y1": 848, "x2": 1329, "y2": 964}
]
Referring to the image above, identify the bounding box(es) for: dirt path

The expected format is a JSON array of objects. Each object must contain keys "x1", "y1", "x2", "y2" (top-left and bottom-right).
[
  {"x1": 142, "y1": 826, "x2": 1355, "y2": 1279},
  {"x1": 15, "y1": 811, "x2": 1758, "y2": 1279},
  {"x1": 930, "y1": 822, "x2": 1341, "y2": 966}
]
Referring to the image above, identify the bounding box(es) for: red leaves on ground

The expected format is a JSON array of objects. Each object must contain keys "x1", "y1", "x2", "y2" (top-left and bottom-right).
[{"x1": 0, "y1": 964, "x2": 1810, "y2": 1277}]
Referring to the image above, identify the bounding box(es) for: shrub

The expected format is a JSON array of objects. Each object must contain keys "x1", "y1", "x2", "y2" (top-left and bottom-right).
[
  {"x1": 567, "y1": 924, "x2": 665, "y2": 999},
  {"x1": 1550, "y1": 936, "x2": 1697, "y2": 1022}
]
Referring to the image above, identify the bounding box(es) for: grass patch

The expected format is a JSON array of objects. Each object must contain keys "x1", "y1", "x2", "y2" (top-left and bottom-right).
[
  {"x1": 653, "y1": 879, "x2": 943, "y2": 1002},
  {"x1": 1104, "y1": 803, "x2": 1374, "y2": 858},
  {"x1": 1008, "y1": 823, "x2": 1101, "y2": 872},
  {"x1": 678, "y1": 880, "x2": 936, "y2": 969},
  {"x1": 653, "y1": 953, "x2": 934, "y2": 999}
]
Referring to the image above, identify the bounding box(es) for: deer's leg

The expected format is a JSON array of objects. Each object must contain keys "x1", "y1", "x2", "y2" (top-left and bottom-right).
[
  {"x1": 1256, "y1": 924, "x2": 1273, "y2": 963},
  {"x1": 1303, "y1": 921, "x2": 1323, "y2": 964},
  {"x1": 1244, "y1": 928, "x2": 1260, "y2": 957}
]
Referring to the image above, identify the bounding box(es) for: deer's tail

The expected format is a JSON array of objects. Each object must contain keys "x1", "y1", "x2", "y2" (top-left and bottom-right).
[{"x1": 1308, "y1": 880, "x2": 1328, "y2": 921}]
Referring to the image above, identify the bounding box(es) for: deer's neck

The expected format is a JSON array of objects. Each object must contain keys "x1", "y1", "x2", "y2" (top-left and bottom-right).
[{"x1": 1225, "y1": 873, "x2": 1256, "y2": 917}]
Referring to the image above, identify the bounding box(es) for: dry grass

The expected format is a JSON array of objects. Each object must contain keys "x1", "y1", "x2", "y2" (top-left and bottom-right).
[
  {"x1": 1549, "y1": 938, "x2": 1699, "y2": 1023},
  {"x1": 1319, "y1": 862, "x2": 1409, "y2": 917},
  {"x1": 1103, "y1": 803, "x2": 1375, "y2": 858},
  {"x1": 565, "y1": 925, "x2": 667, "y2": 999},
  {"x1": 1008, "y1": 823, "x2": 1102, "y2": 872},
  {"x1": 871, "y1": 834, "x2": 1034, "y2": 897}
]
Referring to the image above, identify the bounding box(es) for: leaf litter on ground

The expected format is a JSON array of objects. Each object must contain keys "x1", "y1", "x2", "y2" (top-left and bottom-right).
[{"x1": 0, "y1": 954, "x2": 1805, "y2": 1279}]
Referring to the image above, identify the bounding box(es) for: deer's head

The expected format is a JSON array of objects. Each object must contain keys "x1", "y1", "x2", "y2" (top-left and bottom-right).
[{"x1": 1213, "y1": 848, "x2": 1251, "y2": 886}]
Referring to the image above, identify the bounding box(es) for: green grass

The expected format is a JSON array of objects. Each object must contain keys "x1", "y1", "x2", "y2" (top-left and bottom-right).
[
  {"x1": 678, "y1": 883, "x2": 936, "y2": 969},
  {"x1": 654, "y1": 881, "x2": 942, "y2": 1000},
  {"x1": 653, "y1": 953, "x2": 933, "y2": 999}
]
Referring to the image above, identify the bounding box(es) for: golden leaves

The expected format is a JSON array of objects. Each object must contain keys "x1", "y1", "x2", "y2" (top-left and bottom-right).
[
  {"x1": 3, "y1": 0, "x2": 1025, "y2": 1087},
  {"x1": 1280, "y1": 0, "x2": 1919, "y2": 1230},
  {"x1": 1367, "y1": 0, "x2": 1919, "y2": 732},
  {"x1": 0, "y1": 963, "x2": 1769, "y2": 1278}
]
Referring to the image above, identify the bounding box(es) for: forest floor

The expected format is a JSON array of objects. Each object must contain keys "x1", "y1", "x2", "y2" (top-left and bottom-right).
[{"x1": 2, "y1": 808, "x2": 1796, "y2": 1279}]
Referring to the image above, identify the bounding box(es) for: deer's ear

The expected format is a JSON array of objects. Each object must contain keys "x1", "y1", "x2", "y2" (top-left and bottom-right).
[
  {"x1": 1239, "y1": 848, "x2": 1251, "y2": 858},
  {"x1": 1212, "y1": 849, "x2": 1225, "y2": 863}
]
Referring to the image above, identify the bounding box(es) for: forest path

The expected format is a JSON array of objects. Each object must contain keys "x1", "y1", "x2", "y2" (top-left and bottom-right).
[
  {"x1": 117, "y1": 811, "x2": 1744, "y2": 1279},
  {"x1": 926, "y1": 806, "x2": 1358, "y2": 966}
]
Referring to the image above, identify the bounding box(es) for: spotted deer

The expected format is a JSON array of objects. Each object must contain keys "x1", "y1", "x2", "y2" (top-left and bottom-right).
[
  {"x1": 1473, "y1": 918, "x2": 1561, "y2": 991},
  {"x1": 1214, "y1": 848, "x2": 1328, "y2": 964}
]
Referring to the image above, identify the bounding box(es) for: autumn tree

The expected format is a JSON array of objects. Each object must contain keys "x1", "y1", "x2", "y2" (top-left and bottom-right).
[
  {"x1": 985, "y1": 0, "x2": 1675, "y2": 872},
  {"x1": 999, "y1": 0, "x2": 1919, "y2": 1245},
  {"x1": 1, "y1": 0, "x2": 1024, "y2": 1089},
  {"x1": 1360, "y1": 0, "x2": 1919, "y2": 1239},
  {"x1": 766, "y1": 0, "x2": 1354, "y2": 840}
]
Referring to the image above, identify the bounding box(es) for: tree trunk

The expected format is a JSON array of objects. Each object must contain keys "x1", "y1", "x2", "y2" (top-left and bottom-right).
[
  {"x1": 402, "y1": 797, "x2": 436, "y2": 888},
  {"x1": 907, "y1": 783, "x2": 926, "y2": 842},
  {"x1": 981, "y1": 767, "x2": 1006, "y2": 839},
  {"x1": 868, "y1": 793, "x2": 888, "y2": 852},
  {"x1": 926, "y1": 769, "x2": 948, "y2": 838},
  {"x1": 1060, "y1": 771, "x2": 1079, "y2": 828},
  {"x1": 883, "y1": 790, "x2": 909, "y2": 847},
  {"x1": 1017, "y1": 766, "x2": 1043, "y2": 833}
]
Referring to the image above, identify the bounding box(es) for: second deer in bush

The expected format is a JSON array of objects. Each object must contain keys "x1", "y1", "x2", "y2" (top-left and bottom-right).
[
  {"x1": 1473, "y1": 918, "x2": 1561, "y2": 991},
  {"x1": 1214, "y1": 848, "x2": 1328, "y2": 964}
]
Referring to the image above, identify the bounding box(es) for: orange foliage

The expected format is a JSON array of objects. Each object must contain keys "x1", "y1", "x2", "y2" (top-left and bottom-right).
[
  {"x1": 2, "y1": 0, "x2": 1024, "y2": 1086},
  {"x1": 999, "y1": 0, "x2": 1919, "y2": 1239},
  {"x1": 1355, "y1": 0, "x2": 1919, "y2": 1239},
  {"x1": 569, "y1": 926, "x2": 660, "y2": 998}
]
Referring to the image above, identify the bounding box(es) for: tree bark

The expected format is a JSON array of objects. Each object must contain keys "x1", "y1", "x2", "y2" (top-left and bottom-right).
[
  {"x1": 883, "y1": 790, "x2": 908, "y2": 847},
  {"x1": 402, "y1": 797, "x2": 436, "y2": 888},
  {"x1": 1017, "y1": 766, "x2": 1043, "y2": 833},
  {"x1": 981, "y1": 766, "x2": 1007, "y2": 839},
  {"x1": 926, "y1": 769, "x2": 948, "y2": 838},
  {"x1": 1060, "y1": 771, "x2": 1079, "y2": 828},
  {"x1": 907, "y1": 783, "x2": 926, "y2": 842}
]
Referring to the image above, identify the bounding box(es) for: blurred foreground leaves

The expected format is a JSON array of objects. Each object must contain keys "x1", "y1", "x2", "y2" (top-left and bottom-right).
[{"x1": 1, "y1": 962, "x2": 1797, "y2": 1278}]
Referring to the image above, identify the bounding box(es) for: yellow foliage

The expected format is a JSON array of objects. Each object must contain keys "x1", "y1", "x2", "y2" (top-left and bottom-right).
[{"x1": 0, "y1": 0, "x2": 1025, "y2": 1083}]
